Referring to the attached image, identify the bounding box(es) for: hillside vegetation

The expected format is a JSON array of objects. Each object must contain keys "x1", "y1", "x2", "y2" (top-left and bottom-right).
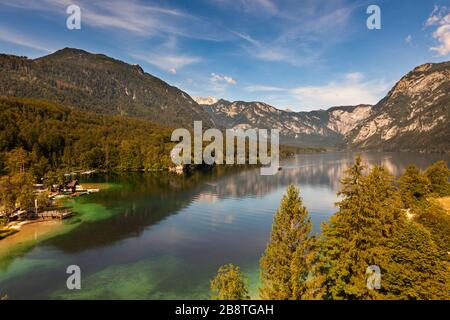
[{"x1": 0, "y1": 48, "x2": 213, "y2": 128}]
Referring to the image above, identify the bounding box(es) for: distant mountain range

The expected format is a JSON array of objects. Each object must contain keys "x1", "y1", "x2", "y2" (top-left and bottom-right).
[
  {"x1": 202, "y1": 99, "x2": 373, "y2": 147},
  {"x1": 0, "y1": 48, "x2": 448, "y2": 152},
  {"x1": 198, "y1": 61, "x2": 449, "y2": 151}
]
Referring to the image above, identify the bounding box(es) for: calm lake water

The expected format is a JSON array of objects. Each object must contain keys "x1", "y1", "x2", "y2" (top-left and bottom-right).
[{"x1": 1, "y1": 151, "x2": 449, "y2": 299}]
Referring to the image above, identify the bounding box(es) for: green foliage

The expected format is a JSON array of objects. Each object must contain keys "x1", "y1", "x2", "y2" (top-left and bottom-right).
[
  {"x1": 260, "y1": 185, "x2": 313, "y2": 300},
  {"x1": 425, "y1": 160, "x2": 450, "y2": 196},
  {"x1": 414, "y1": 201, "x2": 450, "y2": 254},
  {"x1": 398, "y1": 165, "x2": 431, "y2": 207},
  {"x1": 5, "y1": 147, "x2": 30, "y2": 174},
  {"x1": 255, "y1": 159, "x2": 450, "y2": 300},
  {"x1": 0, "y1": 172, "x2": 35, "y2": 220},
  {"x1": 0, "y1": 97, "x2": 175, "y2": 176},
  {"x1": 0, "y1": 49, "x2": 213, "y2": 128},
  {"x1": 0, "y1": 175, "x2": 16, "y2": 217},
  {"x1": 312, "y1": 157, "x2": 450, "y2": 300},
  {"x1": 210, "y1": 264, "x2": 250, "y2": 300},
  {"x1": 382, "y1": 221, "x2": 450, "y2": 299},
  {"x1": 315, "y1": 156, "x2": 402, "y2": 300}
]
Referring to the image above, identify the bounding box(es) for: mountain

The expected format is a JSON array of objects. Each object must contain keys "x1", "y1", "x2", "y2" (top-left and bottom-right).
[
  {"x1": 202, "y1": 61, "x2": 449, "y2": 151},
  {"x1": 202, "y1": 99, "x2": 373, "y2": 147},
  {"x1": 1, "y1": 48, "x2": 447, "y2": 152},
  {"x1": 345, "y1": 61, "x2": 450, "y2": 152},
  {"x1": 192, "y1": 96, "x2": 218, "y2": 105},
  {"x1": 0, "y1": 48, "x2": 213, "y2": 128}
]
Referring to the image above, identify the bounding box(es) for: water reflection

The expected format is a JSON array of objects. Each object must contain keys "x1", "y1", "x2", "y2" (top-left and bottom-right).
[
  {"x1": 0, "y1": 151, "x2": 448, "y2": 299},
  {"x1": 200, "y1": 151, "x2": 450, "y2": 200}
]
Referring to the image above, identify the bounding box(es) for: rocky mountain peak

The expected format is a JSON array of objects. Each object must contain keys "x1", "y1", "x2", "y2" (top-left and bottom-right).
[
  {"x1": 345, "y1": 60, "x2": 450, "y2": 152},
  {"x1": 193, "y1": 96, "x2": 219, "y2": 105}
]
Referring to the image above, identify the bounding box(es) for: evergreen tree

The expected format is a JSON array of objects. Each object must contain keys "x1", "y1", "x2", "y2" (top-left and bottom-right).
[
  {"x1": 5, "y1": 148, "x2": 30, "y2": 174},
  {"x1": 210, "y1": 264, "x2": 250, "y2": 300},
  {"x1": 11, "y1": 172, "x2": 35, "y2": 209},
  {"x1": 260, "y1": 185, "x2": 313, "y2": 300},
  {"x1": 0, "y1": 175, "x2": 16, "y2": 221},
  {"x1": 424, "y1": 160, "x2": 450, "y2": 196},
  {"x1": 316, "y1": 157, "x2": 402, "y2": 300},
  {"x1": 383, "y1": 221, "x2": 450, "y2": 300},
  {"x1": 398, "y1": 165, "x2": 431, "y2": 207},
  {"x1": 414, "y1": 201, "x2": 450, "y2": 254}
]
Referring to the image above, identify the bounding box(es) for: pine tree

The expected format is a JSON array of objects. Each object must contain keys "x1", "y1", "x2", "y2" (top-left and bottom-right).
[
  {"x1": 210, "y1": 264, "x2": 250, "y2": 300},
  {"x1": 414, "y1": 200, "x2": 450, "y2": 254},
  {"x1": 260, "y1": 185, "x2": 313, "y2": 300},
  {"x1": 398, "y1": 165, "x2": 431, "y2": 207},
  {"x1": 383, "y1": 221, "x2": 450, "y2": 300},
  {"x1": 424, "y1": 160, "x2": 450, "y2": 196},
  {"x1": 317, "y1": 157, "x2": 402, "y2": 300}
]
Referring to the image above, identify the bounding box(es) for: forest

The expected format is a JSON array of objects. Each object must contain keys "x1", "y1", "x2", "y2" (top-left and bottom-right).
[
  {"x1": 0, "y1": 97, "x2": 176, "y2": 176},
  {"x1": 210, "y1": 157, "x2": 450, "y2": 300}
]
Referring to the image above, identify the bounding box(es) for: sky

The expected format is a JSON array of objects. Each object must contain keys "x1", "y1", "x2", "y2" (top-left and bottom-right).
[{"x1": 0, "y1": 0, "x2": 449, "y2": 111}]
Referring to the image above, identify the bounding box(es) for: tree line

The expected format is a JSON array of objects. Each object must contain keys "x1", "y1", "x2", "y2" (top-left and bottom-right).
[
  {"x1": 210, "y1": 158, "x2": 450, "y2": 300},
  {"x1": 0, "y1": 97, "x2": 176, "y2": 222},
  {"x1": 0, "y1": 97, "x2": 313, "y2": 222},
  {"x1": 0, "y1": 97, "x2": 176, "y2": 177}
]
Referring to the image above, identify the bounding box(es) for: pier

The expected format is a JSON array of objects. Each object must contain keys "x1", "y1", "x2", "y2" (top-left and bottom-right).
[{"x1": 35, "y1": 209, "x2": 73, "y2": 220}]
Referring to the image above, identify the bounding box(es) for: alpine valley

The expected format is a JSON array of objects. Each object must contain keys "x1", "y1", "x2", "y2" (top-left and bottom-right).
[{"x1": 0, "y1": 48, "x2": 449, "y2": 152}]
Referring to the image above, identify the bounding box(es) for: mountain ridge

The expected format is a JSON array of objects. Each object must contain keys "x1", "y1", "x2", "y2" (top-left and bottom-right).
[
  {"x1": 200, "y1": 61, "x2": 449, "y2": 151},
  {"x1": 344, "y1": 61, "x2": 450, "y2": 152},
  {"x1": 0, "y1": 47, "x2": 214, "y2": 128},
  {"x1": 0, "y1": 48, "x2": 448, "y2": 151},
  {"x1": 201, "y1": 98, "x2": 373, "y2": 147}
]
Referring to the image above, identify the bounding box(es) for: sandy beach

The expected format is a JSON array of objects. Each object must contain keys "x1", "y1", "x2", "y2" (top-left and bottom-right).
[{"x1": 0, "y1": 220, "x2": 62, "y2": 254}]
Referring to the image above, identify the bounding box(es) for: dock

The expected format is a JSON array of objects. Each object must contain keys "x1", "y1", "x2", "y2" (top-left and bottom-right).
[{"x1": 36, "y1": 209, "x2": 73, "y2": 220}]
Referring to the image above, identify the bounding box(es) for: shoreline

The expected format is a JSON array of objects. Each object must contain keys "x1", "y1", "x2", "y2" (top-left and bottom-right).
[
  {"x1": 0, "y1": 182, "x2": 111, "y2": 244},
  {"x1": 0, "y1": 219, "x2": 63, "y2": 256}
]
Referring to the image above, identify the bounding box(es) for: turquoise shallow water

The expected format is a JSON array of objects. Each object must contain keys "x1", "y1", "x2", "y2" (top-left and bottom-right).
[{"x1": 0, "y1": 151, "x2": 448, "y2": 299}]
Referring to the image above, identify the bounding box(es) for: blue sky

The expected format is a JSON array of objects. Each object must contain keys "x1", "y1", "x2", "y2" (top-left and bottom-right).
[{"x1": 0, "y1": 0, "x2": 449, "y2": 111}]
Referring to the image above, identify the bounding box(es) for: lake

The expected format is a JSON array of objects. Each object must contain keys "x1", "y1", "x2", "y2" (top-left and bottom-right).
[{"x1": 0, "y1": 151, "x2": 449, "y2": 299}]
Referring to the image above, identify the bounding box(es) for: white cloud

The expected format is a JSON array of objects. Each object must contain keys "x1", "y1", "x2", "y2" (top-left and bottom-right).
[
  {"x1": 290, "y1": 74, "x2": 388, "y2": 109},
  {"x1": 0, "y1": 0, "x2": 225, "y2": 41},
  {"x1": 131, "y1": 52, "x2": 201, "y2": 74},
  {"x1": 210, "y1": 73, "x2": 236, "y2": 85},
  {"x1": 405, "y1": 34, "x2": 413, "y2": 45},
  {"x1": 229, "y1": 1, "x2": 357, "y2": 66},
  {"x1": 345, "y1": 72, "x2": 364, "y2": 82},
  {"x1": 425, "y1": 5, "x2": 447, "y2": 27},
  {"x1": 243, "y1": 72, "x2": 388, "y2": 110},
  {"x1": 233, "y1": 31, "x2": 317, "y2": 66},
  {"x1": 244, "y1": 85, "x2": 286, "y2": 92},
  {"x1": 246, "y1": 0, "x2": 278, "y2": 15},
  {"x1": 212, "y1": 0, "x2": 278, "y2": 16},
  {"x1": 425, "y1": 6, "x2": 450, "y2": 56},
  {"x1": 431, "y1": 23, "x2": 450, "y2": 56},
  {"x1": 0, "y1": 28, "x2": 53, "y2": 53}
]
